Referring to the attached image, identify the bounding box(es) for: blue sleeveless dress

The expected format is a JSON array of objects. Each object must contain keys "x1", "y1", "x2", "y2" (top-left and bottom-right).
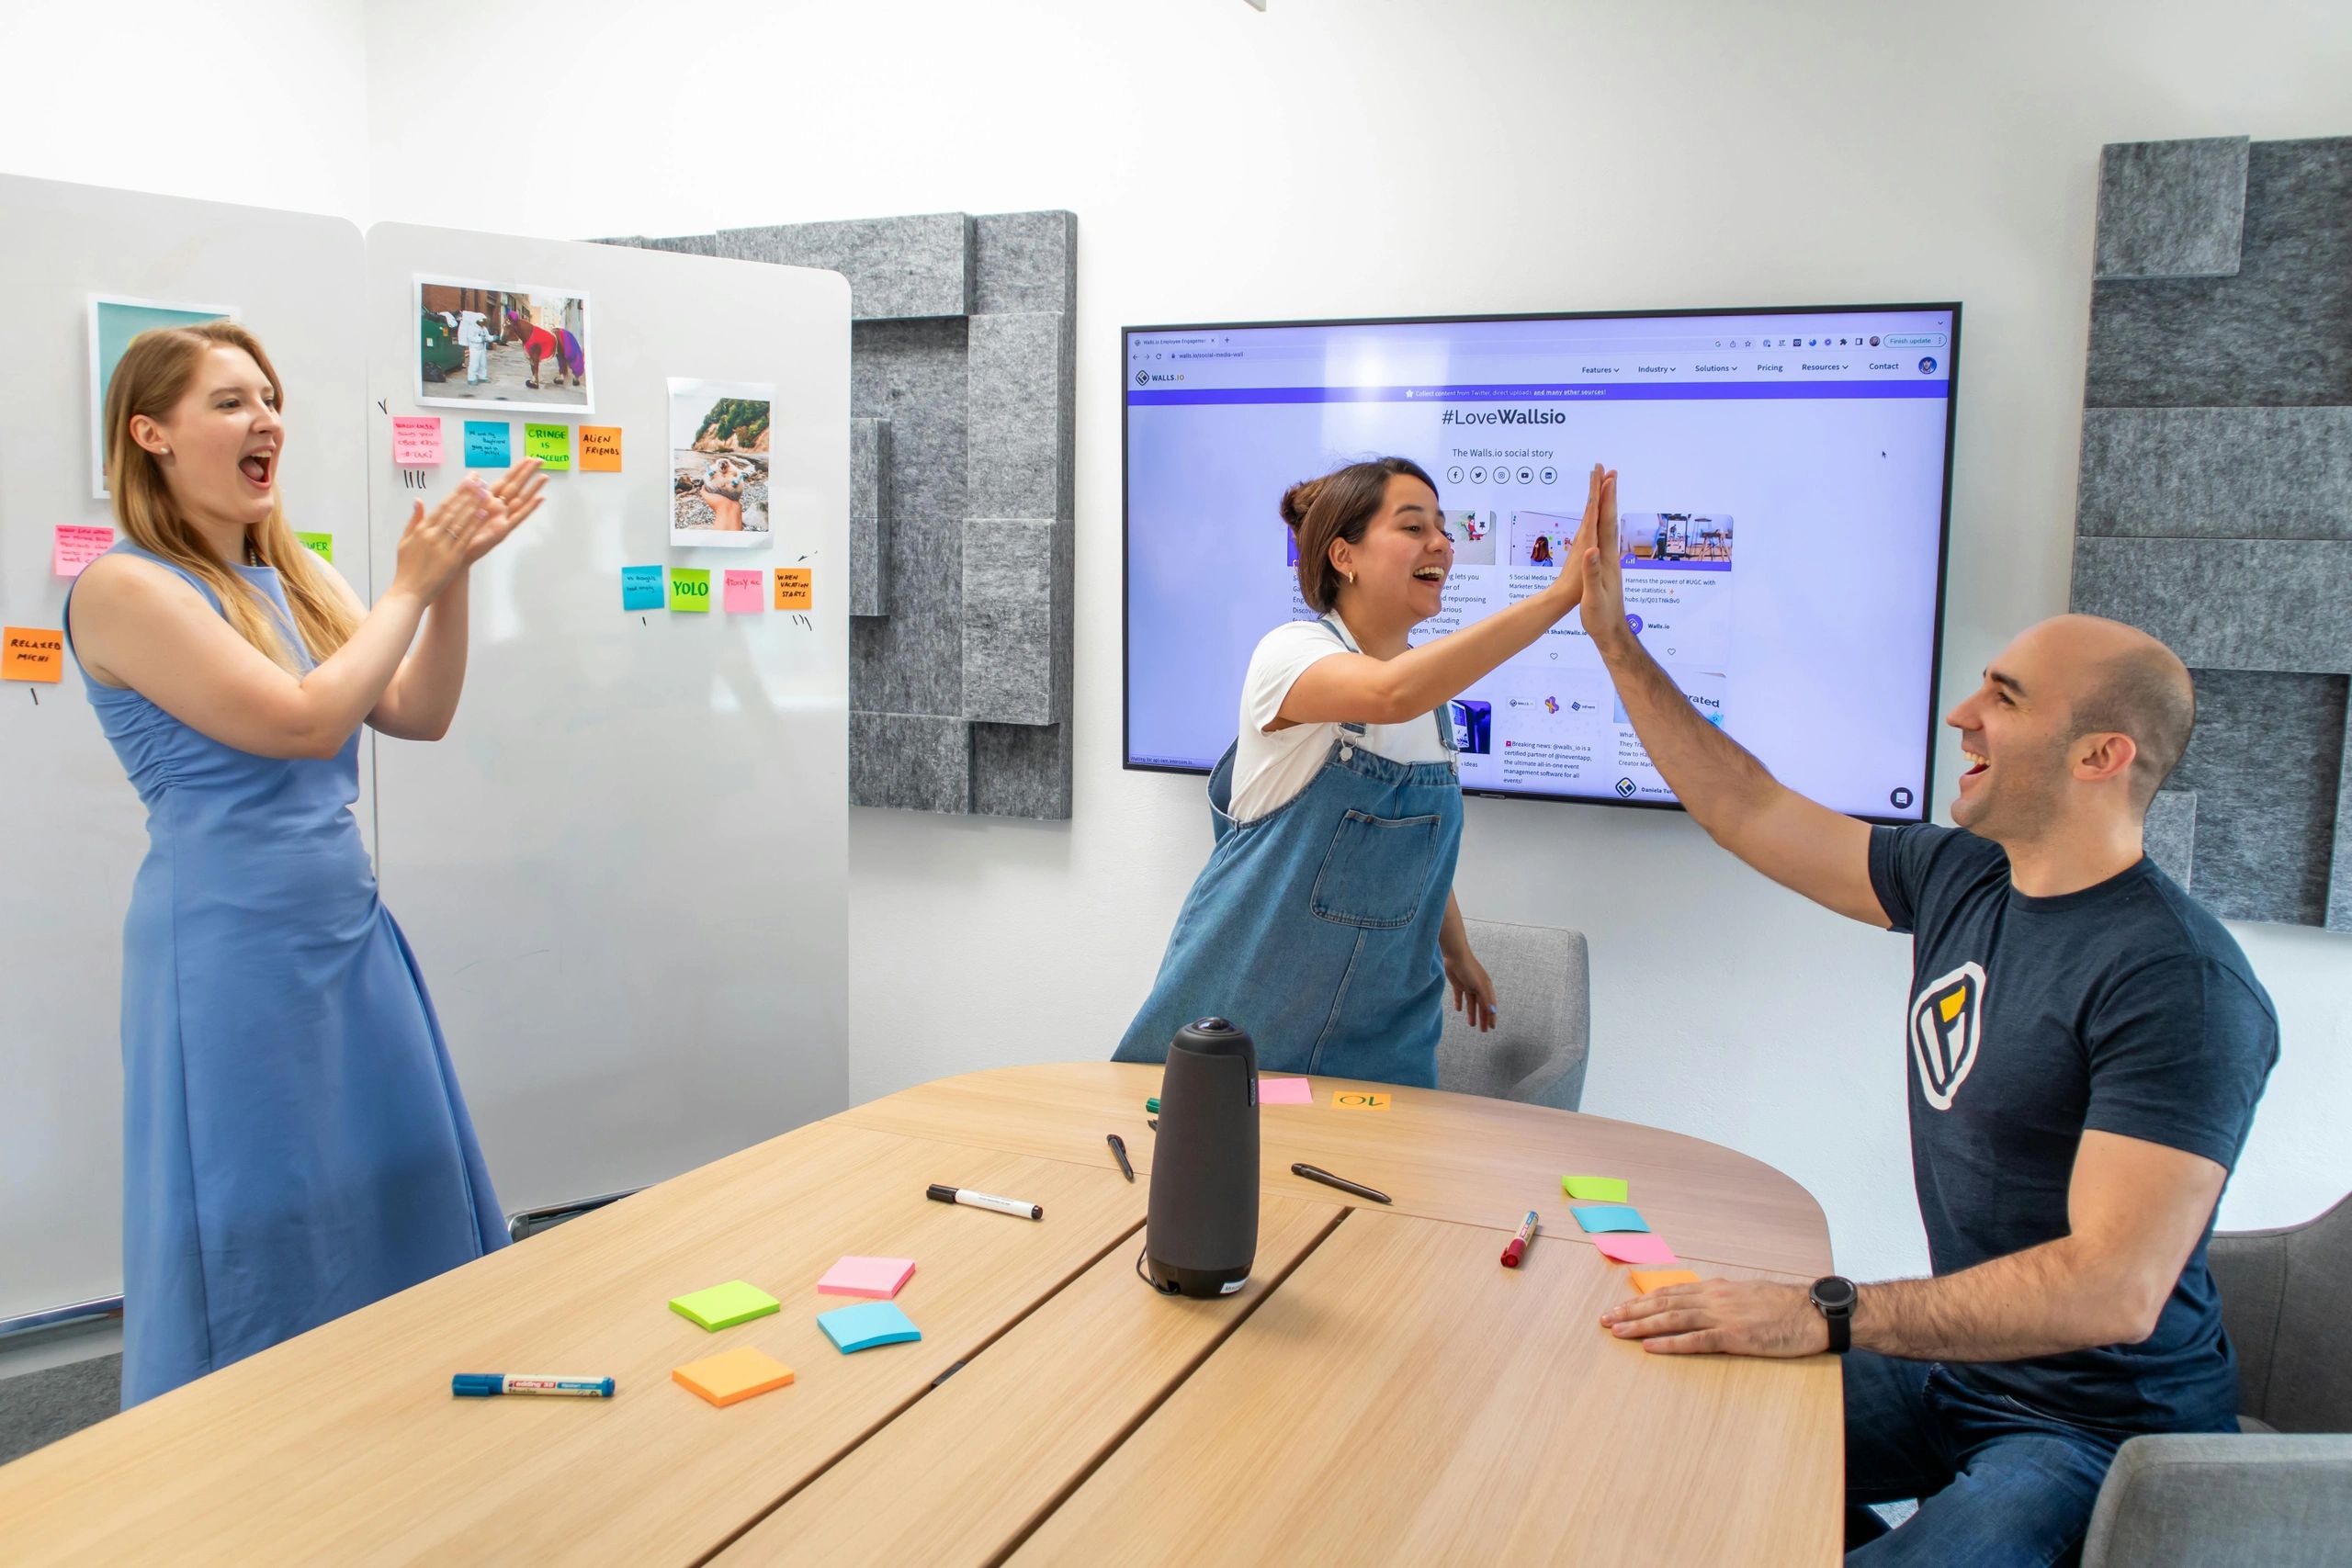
[
  {"x1": 66, "y1": 544, "x2": 506, "y2": 1407},
  {"x1": 1114, "y1": 615, "x2": 1464, "y2": 1087}
]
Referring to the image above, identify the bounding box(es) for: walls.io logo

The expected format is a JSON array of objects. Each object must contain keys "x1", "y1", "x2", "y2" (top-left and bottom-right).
[{"x1": 1909, "y1": 961, "x2": 1985, "y2": 1110}]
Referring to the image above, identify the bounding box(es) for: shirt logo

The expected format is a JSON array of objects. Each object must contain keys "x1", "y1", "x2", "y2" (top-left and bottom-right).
[{"x1": 1909, "y1": 961, "x2": 1985, "y2": 1111}]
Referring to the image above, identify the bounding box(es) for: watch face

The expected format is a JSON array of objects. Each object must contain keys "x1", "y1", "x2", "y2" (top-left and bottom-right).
[{"x1": 1813, "y1": 1276, "x2": 1858, "y2": 1313}]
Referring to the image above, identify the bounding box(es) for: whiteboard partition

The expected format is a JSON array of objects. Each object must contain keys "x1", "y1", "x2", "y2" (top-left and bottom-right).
[{"x1": 0, "y1": 180, "x2": 851, "y2": 1331}]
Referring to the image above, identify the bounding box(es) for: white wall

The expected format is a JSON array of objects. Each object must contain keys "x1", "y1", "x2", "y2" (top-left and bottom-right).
[{"x1": 7, "y1": 0, "x2": 2346, "y2": 1290}]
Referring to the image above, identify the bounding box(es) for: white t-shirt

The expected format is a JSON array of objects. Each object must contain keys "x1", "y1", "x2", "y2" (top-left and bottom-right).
[{"x1": 1227, "y1": 614, "x2": 1453, "y2": 823}]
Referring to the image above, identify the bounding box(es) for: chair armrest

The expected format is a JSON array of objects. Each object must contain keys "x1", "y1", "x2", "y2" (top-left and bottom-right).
[{"x1": 2081, "y1": 1433, "x2": 2352, "y2": 1568}]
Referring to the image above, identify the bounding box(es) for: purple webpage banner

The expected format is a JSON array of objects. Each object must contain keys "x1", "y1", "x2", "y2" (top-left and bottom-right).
[{"x1": 1129, "y1": 380, "x2": 1949, "y2": 406}]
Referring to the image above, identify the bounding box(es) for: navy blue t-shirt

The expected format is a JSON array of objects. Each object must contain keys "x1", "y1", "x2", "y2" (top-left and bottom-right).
[{"x1": 1869, "y1": 825, "x2": 2278, "y2": 1436}]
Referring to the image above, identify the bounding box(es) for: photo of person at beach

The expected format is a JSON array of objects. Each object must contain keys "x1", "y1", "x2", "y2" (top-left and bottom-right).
[{"x1": 669, "y1": 378, "x2": 774, "y2": 547}]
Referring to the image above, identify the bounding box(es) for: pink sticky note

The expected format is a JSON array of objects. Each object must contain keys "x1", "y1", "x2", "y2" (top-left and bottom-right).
[
  {"x1": 1259, "y1": 1077, "x2": 1314, "y2": 1106},
  {"x1": 1596, "y1": 1233, "x2": 1679, "y2": 1266},
  {"x1": 723, "y1": 569, "x2": 764, "y2": 613},
  {"x1": 391, "y1": 415, "x2": 444, "y2": 467},
  {"x1": 818, "y1": 1257, "x2": 916, "y2": 1299},
  {"x1": 53, "y1": 525, "x2": 114, "y2": 578}
]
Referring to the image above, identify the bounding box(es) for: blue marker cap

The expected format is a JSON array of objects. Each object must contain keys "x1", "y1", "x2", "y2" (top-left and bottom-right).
[{"x1": 451, "y1": 1373, "x2": 504, "y2": 1397}]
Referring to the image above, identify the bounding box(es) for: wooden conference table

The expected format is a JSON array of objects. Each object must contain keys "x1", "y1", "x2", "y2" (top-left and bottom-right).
[{"x1": 0, "y1": 1063, "x2": 1842, "y2": 1565}]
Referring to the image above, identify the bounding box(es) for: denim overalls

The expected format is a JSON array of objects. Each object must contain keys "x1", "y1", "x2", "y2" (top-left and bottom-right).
[{"x1": 1114, "y1": 615, "x2": 1464, "y2": 1088}]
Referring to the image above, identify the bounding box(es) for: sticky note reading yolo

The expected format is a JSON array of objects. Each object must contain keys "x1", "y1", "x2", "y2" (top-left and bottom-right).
[
  {"x1": 53, "y1": 525, "x2": 113, "y2": 577},
  {"x1": 525, "y1": 423, "x2": 571, "y2": 469},
  {"x1": 1258, "y1": 1077, "x2": 1314, "y2": 1106},
  {"x1": 818, "y1": 1301, "x2": 922, "y2": 1354},
  {"x1": 670, "y1": 569, "x2": 711, "y2": 613},
  {"x1": 1595, "y1": 1233, "x2": 1678, "y2": 1267},
  {"x1": 1331, "y1": 1090, "x2": 1391, "y2": 1111},
  {"x1": 463, "y1": 421, "x2": 510, "y2": 468},
  {"x1": 1570, "y1": 1205, "x2": 1650, "y2": 1235},
  {"x1": 621, "y1": 565, "x2": 663, "y2": 610},
  {"x1": 669, "y1": 1280, "x2": 780, "y2": 1330},
  {"x1": 773, "y1": 568, "x2": 812, "y2": 612},
  {"x1": 578, "y1": 426, "x2": 622, "y2": 471},
  {"x1": 817, "y1": 1257, "x2": 915, "y2": 1300},
  {"x1": 673, "y1": 1346, "x2": 795, "y2": 1407},
  {"x1": 297, "y1": 533, "x2": 334, "y2": 563},
  {"x1": 4, "y1": 628, "x2": 65, "y2": 683},
  {"x1": 1563, "y1": 1176, "x2": 1630, "y2": 1203},
  {"x1": 391, "y1": 415, "x2": 444, "y2": 467},
  {"x1": 1629, "y1": 1269, "x2": 1701, "y2": 1295},
  {"x1": 723, "y1": 569, "x2": 764, "y2": 613}
]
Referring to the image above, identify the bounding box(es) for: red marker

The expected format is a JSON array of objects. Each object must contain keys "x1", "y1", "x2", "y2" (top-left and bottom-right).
[{"x1": 1500, "y1": 1211, "x2": 1539, "y2": 1268}]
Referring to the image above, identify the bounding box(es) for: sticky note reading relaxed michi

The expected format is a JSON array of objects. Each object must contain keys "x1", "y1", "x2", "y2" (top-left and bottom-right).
[
  {"x1": 670, "y1": 568, "x2": 711, "y2": 613},
  {"x1": 4, "y1": 627, "x2": 65, "y2": 683},
  {"x1": 723, "y1": 570, "x2": 764, "y2": 613},
  {"x1": 391, "y1": 414, "x2": 444, "y2": 467},
  {"x1": 525, "y1": 423, "x2": 571, "y2": 469},
  {"x1": 578, "y1": 425, "x2": 622, "y2": 471}
]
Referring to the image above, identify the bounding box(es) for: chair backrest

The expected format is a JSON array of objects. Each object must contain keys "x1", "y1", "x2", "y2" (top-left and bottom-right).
[
  {"x1": 2210, "y1": 1191, "x2": 2352, "y2": 1432},
  {"x1": 1433, "y1": 919, "x2": 1589, "y2": 1111}
]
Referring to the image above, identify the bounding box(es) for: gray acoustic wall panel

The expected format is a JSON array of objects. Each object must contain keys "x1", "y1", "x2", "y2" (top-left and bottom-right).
[
  {"x1": 2077, "y1": 407, "x2": 2352, "y2": 541},
  {"x1": 2093, "y1": 137, "x2": 2249, "y2": 280},
  {"x1": 2143, "y1": 791, "x2": 2197, "y2": 887},
  {"x1": 2072, "y1": 134, "x2": 2352, "y2": 929},
  {"x1": 599, "y1": 210, "x2": 1076, "y2": 818},
  {"x1": 2086, "y1": 137, "x2": 2352, "y2": 409},
  {"x1": 2072, "y1": 539, "x2": 2352, "y2": 674},
  {"x1": 714, "y1": 214, "x2": 973, "y2": 321},
  {"x1": 850, "y1": 417, "x2": 891, "y2": 618}
]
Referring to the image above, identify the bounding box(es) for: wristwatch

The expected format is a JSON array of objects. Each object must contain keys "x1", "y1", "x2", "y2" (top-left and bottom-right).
[{"x1": 1809, "y1": 1275, "x2": 1858, "y2": 1354}]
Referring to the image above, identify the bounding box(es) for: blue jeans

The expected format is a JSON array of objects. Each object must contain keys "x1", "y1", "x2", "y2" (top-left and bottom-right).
[{"x1": 1844, "y1": 1351, "x2": 2121, "y2": 1567}]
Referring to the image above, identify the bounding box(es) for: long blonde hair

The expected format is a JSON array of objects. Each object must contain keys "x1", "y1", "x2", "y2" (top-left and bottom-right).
[{"x1": 105, "y1": 321, "x2": 359, "y2": 670}]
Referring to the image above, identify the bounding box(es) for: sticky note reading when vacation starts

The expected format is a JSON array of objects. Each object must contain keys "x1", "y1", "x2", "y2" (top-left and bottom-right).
[
  {"x1": 1258, "y1": 1077, "x2": 1313, "y2": 1106},
  {"x1": 525, "y1": 423, "x2": 571, "y2": 468},
  {"x1": 463, "y1": 421, "x2": 510, "y2": 468},
  {"x1": 391, "y1": 415, "x2": 443, "y2": 467},
  {"x1": 1570, "y1": 1204, "x2": 1650, "y2": 1235},
  {"x1": 577, "y1": 426, "x2": 622, "y2": 471},
  {"x1": 1595, "y1": 1233, "x2": 1678, "y2": 1267},
  {"x1": 4, "y1": 628, "x2": 65, "y2": 683},
  {"x1": 1331, "y1": 1090, "x2": 1390, "y2": 1111},
  {"x1": 297, "y1": 532, "x2": 334, "y2": 562},
  {"x1": 669, "y1": 568, "x2": 711, "y2": 613},
  {"x1": 773, "y1": 568, "x2": 812, "y2": 612},
  {"x1": 723, "y1": 570, "x2": 764, "y2": 613},
  {"x1": 1629, "y1": 1269, "x2": 1701, "y2": 1295},
  {"x1": 621, "y1": 565, "x2": 663, "y2": 610},
  {"x1": 53, "y1": 525, "x2": 113, "y2": 577},
  {"x1": 1563, "y1": 1176, "x2": 1629, "y2": 1203}
]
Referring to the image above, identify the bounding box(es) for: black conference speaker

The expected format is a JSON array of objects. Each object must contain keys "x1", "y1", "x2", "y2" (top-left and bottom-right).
[{"x1": 1143, "y1": 1017, "x2": 1261, "y2": 1298}]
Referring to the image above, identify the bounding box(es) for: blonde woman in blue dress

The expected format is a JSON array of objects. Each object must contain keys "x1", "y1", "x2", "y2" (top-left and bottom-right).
[{"x1": 65, "y1": 321, "x2": 545, "y2": 1404}]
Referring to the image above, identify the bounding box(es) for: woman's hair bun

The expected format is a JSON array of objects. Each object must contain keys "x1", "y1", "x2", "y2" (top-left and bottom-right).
[{"x1": 1279, "y1": 476, "x2": 1325, "y2": 531}]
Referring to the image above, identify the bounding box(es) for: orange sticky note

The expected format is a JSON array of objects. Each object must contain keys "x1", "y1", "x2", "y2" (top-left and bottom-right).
[
  {"x1": 4, "y1": 627, "x2": 64, "y2": 682},
  {"x1": 1331, "y1": 1090, "x2": 1390, "y2": 1111},
  {"x1": 578, "y1": 426, "x2": 623, "y2": 471},
  {"x1": 673, "y1": 1346, "x2": 795, "y2": 1407},
  {"x1": 774, "y1": 568, "x2": 812, "y2": 611},
  {"x1": 1629, "y1": 1269, "x2": 1701, "y2": 1295}
]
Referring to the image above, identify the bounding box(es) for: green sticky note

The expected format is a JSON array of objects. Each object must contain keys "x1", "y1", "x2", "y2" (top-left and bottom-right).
[
  {"x1": 670, "y1": 567, "x2": 712, "y2": 612},
  {"x1": 669, "y1": 1280, "x2": 780, "y2": 1331},
  {"x1": 296, "y1": 532, "x2": 333, "y2": 563},
  {"x1": 525, "y1": 423, "x2": 571, "y2": 469},
  {"x1": 1562, "y1": 1175, "x2": 1628, "y2": 1203}
]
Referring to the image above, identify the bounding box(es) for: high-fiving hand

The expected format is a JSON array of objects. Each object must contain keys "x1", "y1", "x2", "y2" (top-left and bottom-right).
[
  {"x1": 1576, "y1": 465, "x2": 1630, "y2": 651},
  {"x1": 462, "y1": 457, "x2": 548, "y2": 567}
]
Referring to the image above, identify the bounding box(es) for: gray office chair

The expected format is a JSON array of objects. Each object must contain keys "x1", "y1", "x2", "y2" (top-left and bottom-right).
[
  {"x1": 2081, "y1": 1192, "x2": 2352, "y2": 1566},
  {"x1": 1433, "y1": 919, "x2": 1589, "y2": 1111}
]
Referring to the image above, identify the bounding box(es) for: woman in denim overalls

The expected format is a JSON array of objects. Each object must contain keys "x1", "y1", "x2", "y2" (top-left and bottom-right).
[{"x1": 1117, "y1": 458, "x2": 1612, "y2": 1088}]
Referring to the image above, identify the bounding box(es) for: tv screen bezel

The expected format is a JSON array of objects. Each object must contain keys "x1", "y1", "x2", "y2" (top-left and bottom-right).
[{"x1": 1119, "y1": 299, "x2": 1962, "y2": 828}]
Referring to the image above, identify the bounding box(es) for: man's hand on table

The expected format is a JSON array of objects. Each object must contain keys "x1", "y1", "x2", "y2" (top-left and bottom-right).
[{"x1": 1600, "y1": 1279, "x2": 1830, "y2": 1357}]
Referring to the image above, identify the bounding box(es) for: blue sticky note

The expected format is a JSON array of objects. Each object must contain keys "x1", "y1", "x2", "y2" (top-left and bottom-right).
[
  {"x1": 817, "y1": 1301, "x2": 922, "y2": 1354},
  {"x1": 621, "y1": 565, "x2": 663, "y2": 610},
  {"x1": 1569, "y1": 1204, "x2": 1651, "y2": 1235},
  {"x1": 463, "y1": 421, "x2": 511, "y2": 468}
]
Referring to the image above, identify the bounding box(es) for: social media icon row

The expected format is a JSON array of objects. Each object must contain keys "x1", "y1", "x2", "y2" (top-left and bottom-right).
[{"x1": 1446, "y1": 465, "x2": 1559, "y2": 487}]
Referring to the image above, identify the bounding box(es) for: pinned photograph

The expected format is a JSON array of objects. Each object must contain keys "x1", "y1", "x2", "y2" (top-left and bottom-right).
[
  {"x1": 88, "y1": 295, "x2": 238, "y2": 499},
  {"x1": 669, "y1": 379, "x2": 774, "y2": 547},
  {"x1": 413, "y1": 276, "x2": 593, "y2": 414}
]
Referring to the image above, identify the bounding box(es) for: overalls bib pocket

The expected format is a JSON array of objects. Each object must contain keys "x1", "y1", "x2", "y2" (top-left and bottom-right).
[{"x1": 1309, "y1": 808, "x2": 1440, "y2": 929}]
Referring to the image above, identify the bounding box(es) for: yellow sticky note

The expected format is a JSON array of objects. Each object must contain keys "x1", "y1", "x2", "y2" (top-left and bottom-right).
[
  {"x1": 4, "y1": 627, "x2": 64, "y2": 683},
  {"x1": 578, "y1": 426, "x2": 622, "y2": 471},
  {"x1": 1629, "y1": 1269, "x2": 1701, "y2": 1295},
  {"x1": 525, "y1": 423, "x2": 571, "y2": 469},
  {"x1": 1331, "y1": 1090, "x2": 1391, "y2": 1111},
  {"x1": 774, "y1": 568, "x2": 812, "y2": 612},
  {"x1": 673, "y1": 1346, "x2": 795, "y2": 1407}
]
